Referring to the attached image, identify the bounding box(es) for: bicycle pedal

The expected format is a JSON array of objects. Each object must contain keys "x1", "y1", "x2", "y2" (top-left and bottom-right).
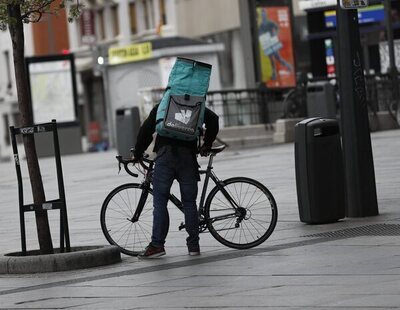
[{"x1": 178, "y1": 222, "x2": 185, "y2": 230}]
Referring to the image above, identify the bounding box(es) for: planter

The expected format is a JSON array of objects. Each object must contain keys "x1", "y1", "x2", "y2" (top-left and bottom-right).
[{"x1": 0, "y1": 245, "x2": 121, "y2": 274}]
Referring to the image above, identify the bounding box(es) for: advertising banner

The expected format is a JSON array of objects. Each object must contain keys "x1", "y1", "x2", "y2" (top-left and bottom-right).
[{"x1": 257, "y1": 6, "x2": 296, "y2": 88}]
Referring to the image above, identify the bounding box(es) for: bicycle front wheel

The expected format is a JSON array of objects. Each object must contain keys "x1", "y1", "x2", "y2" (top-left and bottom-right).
[
  {"x1": 204, "y1": 177, "x2": 277, "y2": 249},
  {"x1": 100, "y1": 183, "x2": 153, "y2": 256}
]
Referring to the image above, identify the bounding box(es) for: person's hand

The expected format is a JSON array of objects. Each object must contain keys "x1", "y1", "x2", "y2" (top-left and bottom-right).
[
  {"x1": 132, "y1": 157, "x2": 140, "y2": 164},
  {"x1": 131, "y1": 154, "x2": 141, "y2": 164},
  {"x1": 199, "y1": 145, "x2": 211, "y2": 157}
]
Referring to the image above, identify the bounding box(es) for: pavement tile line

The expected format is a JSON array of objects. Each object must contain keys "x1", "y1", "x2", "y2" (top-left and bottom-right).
[{"x1": 0, "y1": 236, "x2": 343, "y2": 297}]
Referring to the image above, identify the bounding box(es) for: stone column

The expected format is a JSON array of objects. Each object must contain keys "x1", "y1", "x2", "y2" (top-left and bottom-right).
[{"x1": 118, "y1": 0, "x2": 131, "y2": 45}]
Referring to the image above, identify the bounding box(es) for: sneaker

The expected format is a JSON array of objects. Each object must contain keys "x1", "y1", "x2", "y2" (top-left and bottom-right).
[
  {"x1": 188, "y1": 245, "x2": 200, "y2": 256},
  {"x1": 138, "y1": 243, "x2": 166, "y2": 258}
]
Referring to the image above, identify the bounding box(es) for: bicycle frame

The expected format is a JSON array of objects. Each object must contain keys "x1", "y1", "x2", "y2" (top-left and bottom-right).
[{"x1": 129, "y1": 152, "x2": 240, "y2": 224}]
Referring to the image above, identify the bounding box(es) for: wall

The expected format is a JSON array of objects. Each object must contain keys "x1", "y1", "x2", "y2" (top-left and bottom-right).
[
  {"x1": 174, "y1": 0, "x2": 241, "y2": 37},
  {"x1": 31, "y1": 10, "x2": 69, "y2": 55},
  {"x1": 0, "y1": 23, "x2": 35, "y2": 160}
]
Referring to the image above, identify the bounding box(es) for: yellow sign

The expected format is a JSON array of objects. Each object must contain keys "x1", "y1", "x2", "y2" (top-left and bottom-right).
[{"x1": 108, "y1": 42, "x2": 152, "y2": 65}]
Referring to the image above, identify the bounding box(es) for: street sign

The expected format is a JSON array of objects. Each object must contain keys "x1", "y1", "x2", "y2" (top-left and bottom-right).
[
  {"x1": 340, "y1": 0, "x2": 369, "y2": 9},
  {"x1": 108, "y1": 42, "x2": 153, "y2": 65}
]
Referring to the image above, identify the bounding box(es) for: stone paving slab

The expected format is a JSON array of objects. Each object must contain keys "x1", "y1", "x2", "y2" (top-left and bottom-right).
[{"x1": 0, "y1": 129, "x2": 399, "y2": 309}]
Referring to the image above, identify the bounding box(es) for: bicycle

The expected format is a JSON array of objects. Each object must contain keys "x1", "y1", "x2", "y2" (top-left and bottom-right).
[
  {"x1": 100, "y1": 145, "x2": 278, "y2": 256},
  {"x1": 282, "y1": 72, "x2": 308, "y2": 119}
]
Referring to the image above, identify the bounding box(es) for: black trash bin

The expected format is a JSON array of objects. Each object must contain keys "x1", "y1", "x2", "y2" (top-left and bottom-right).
[
  {"x1": 307, "y1": 81, "x2": 337, "y2": 118},
  {"x1": 294, "y1": 117, "x2": 345, "y2": 224},
  {"x1": 116, "y1": 107, "x2": 141, "y2": 158}
]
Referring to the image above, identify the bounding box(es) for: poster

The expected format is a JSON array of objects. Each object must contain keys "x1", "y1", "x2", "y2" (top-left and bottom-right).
[{"x1": 257, "y1": 6, "x2": 296, "y2": 88}]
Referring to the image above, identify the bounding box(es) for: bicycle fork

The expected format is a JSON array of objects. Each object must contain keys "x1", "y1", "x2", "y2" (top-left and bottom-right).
[{"x1": 129, "y1": 183, "x2": 150, "y2": 223}]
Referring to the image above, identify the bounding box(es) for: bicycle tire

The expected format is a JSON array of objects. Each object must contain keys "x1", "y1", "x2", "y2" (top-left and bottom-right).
[
  {"x1": 204, "y1": 177, "x2": 278, "y2": 249},
  {"x1": 100, "y1": 183, "x2": 153, "y2": 256}
]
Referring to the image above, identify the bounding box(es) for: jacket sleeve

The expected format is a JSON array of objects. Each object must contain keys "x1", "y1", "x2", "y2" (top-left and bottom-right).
[
  {"x1": 133, "y1": 105, "x2": 157, "y2": 158},
  {"x1": 203, "y1": 107, "x2": 219, "y2": 147}
]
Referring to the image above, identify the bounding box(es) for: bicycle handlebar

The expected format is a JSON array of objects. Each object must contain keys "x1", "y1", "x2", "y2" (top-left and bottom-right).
[
  {"x1": 116, "y1": 155, "x2": 138, "y2": 177},
  {"x1": 116, "y1": 154, "x2": 154, "y2": 177},
  {"x1": 116, "y1": 145, "x2": 226, "y2": 178}
]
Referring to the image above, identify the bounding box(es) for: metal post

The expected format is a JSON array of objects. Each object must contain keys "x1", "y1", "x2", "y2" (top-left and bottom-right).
[
  {"x1": 10, "y1": 126, "x2": 27, "y2": 255},
  {"x1": 239, "y1": 0, "x2": 258, "y2": 88},
  {"x1": 52, "y1": 120, "x2": 71, "y2": 252},
  {"x1": 384, "y1": 0, "x2": 400, "y2": 125},
  {"x1": 336, "y1": 2, "x2": 379, "y2": 217},
  {"x1": 102, "y1": 62, "x2": 116, "y2": 149}
]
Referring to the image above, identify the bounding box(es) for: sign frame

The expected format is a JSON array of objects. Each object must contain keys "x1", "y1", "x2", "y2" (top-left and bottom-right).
[{"x1": 25, "y1": 54, "x2": 79, "y2": 126}]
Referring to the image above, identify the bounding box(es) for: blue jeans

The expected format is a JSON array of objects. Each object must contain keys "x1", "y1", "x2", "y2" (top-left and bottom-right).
[{"x1": 151, "y1": 146, "x2": 200, "y2": 248}]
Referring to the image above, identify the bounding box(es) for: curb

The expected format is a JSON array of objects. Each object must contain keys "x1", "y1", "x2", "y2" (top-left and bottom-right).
[{"x1": 0, "y1": 246, "x2": 121, "y2": 274}]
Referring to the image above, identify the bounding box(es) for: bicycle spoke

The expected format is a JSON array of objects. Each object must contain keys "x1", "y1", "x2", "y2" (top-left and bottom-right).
[
  {"x1": 114, "y1": 221, "x2": 133, "y2": 244},
  {"x1": 243, "y1": 218, "x2": 263, "y2": 239},
  {"x1": 123, "y1": 222, "x2": 135, "y2": 250},
  {"x1": 242, "y1": 187, "x2": 258, "y2": 210},
  {"x1": 108, "y1": 198, "x2": 132, "y2": 218},
  {"x1": 116, "y1": 191, "x2": 135, "y2": 217},
  {"x1": 106, "y1": 207, "x2": 131, "y2": 218},
  {"x1": 125, "y1": 187, "x2": 135, "y2": 218}
]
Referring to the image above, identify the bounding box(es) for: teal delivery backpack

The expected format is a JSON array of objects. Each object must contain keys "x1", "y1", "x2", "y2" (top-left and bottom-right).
[{"x1": 156, "y1": 57, "x2": 212, "y2": 141}]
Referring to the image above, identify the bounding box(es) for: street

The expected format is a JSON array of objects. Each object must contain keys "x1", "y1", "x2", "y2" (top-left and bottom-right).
[{"x1": 0, "y1": 129, "x2": 400, "y2": 309}]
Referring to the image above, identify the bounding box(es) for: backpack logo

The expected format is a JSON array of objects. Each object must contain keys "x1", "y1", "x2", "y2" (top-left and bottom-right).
[{"x1": 175, "y1": 109, "x2": 192, "y2": 124}]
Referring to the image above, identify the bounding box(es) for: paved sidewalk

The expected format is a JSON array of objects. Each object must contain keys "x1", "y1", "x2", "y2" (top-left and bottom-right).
[{"x1": 0, "y1": 129, "x2": 399, "y2": 309}]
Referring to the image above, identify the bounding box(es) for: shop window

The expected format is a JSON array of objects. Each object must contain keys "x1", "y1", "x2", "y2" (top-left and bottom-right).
[
  {"x1": 129, "y1": 2, "x2": 137, "y2": 34},
  {"x1": 159, "y1": 0, "x2": 166, "y2": 25},
  {"x1": 111, "y1": 5, "x2": 119, "y2": 36},
  {"x1": 3, "y1": 50, "x2": 12, "y2": 91},
  {"x1": 97, "y1": 9, "x2": 105, "y2": 40}
]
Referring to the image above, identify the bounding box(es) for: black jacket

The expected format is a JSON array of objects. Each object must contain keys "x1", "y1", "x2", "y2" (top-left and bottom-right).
[{"x1": 134, "y1": 104, "x2": 219, "y2": 158}]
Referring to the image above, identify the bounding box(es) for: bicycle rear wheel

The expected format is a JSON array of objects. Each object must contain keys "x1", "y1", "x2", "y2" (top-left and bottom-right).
[
  {"x1": 204, "y1": 177, "x2": 277, "y2": 249},
  {"x1": 100, "y1": 183, "x2": 153, "y2": 256}
]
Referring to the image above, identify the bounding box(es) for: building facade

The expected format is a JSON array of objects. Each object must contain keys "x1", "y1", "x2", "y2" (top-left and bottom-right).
[{"x1": 0, "y1": 0, "x2": 301, "y2": 158}]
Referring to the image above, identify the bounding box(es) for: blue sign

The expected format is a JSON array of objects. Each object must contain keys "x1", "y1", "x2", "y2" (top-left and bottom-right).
[{"x1": 324, "y1": 5, "x2": 384, "y2": 28}]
